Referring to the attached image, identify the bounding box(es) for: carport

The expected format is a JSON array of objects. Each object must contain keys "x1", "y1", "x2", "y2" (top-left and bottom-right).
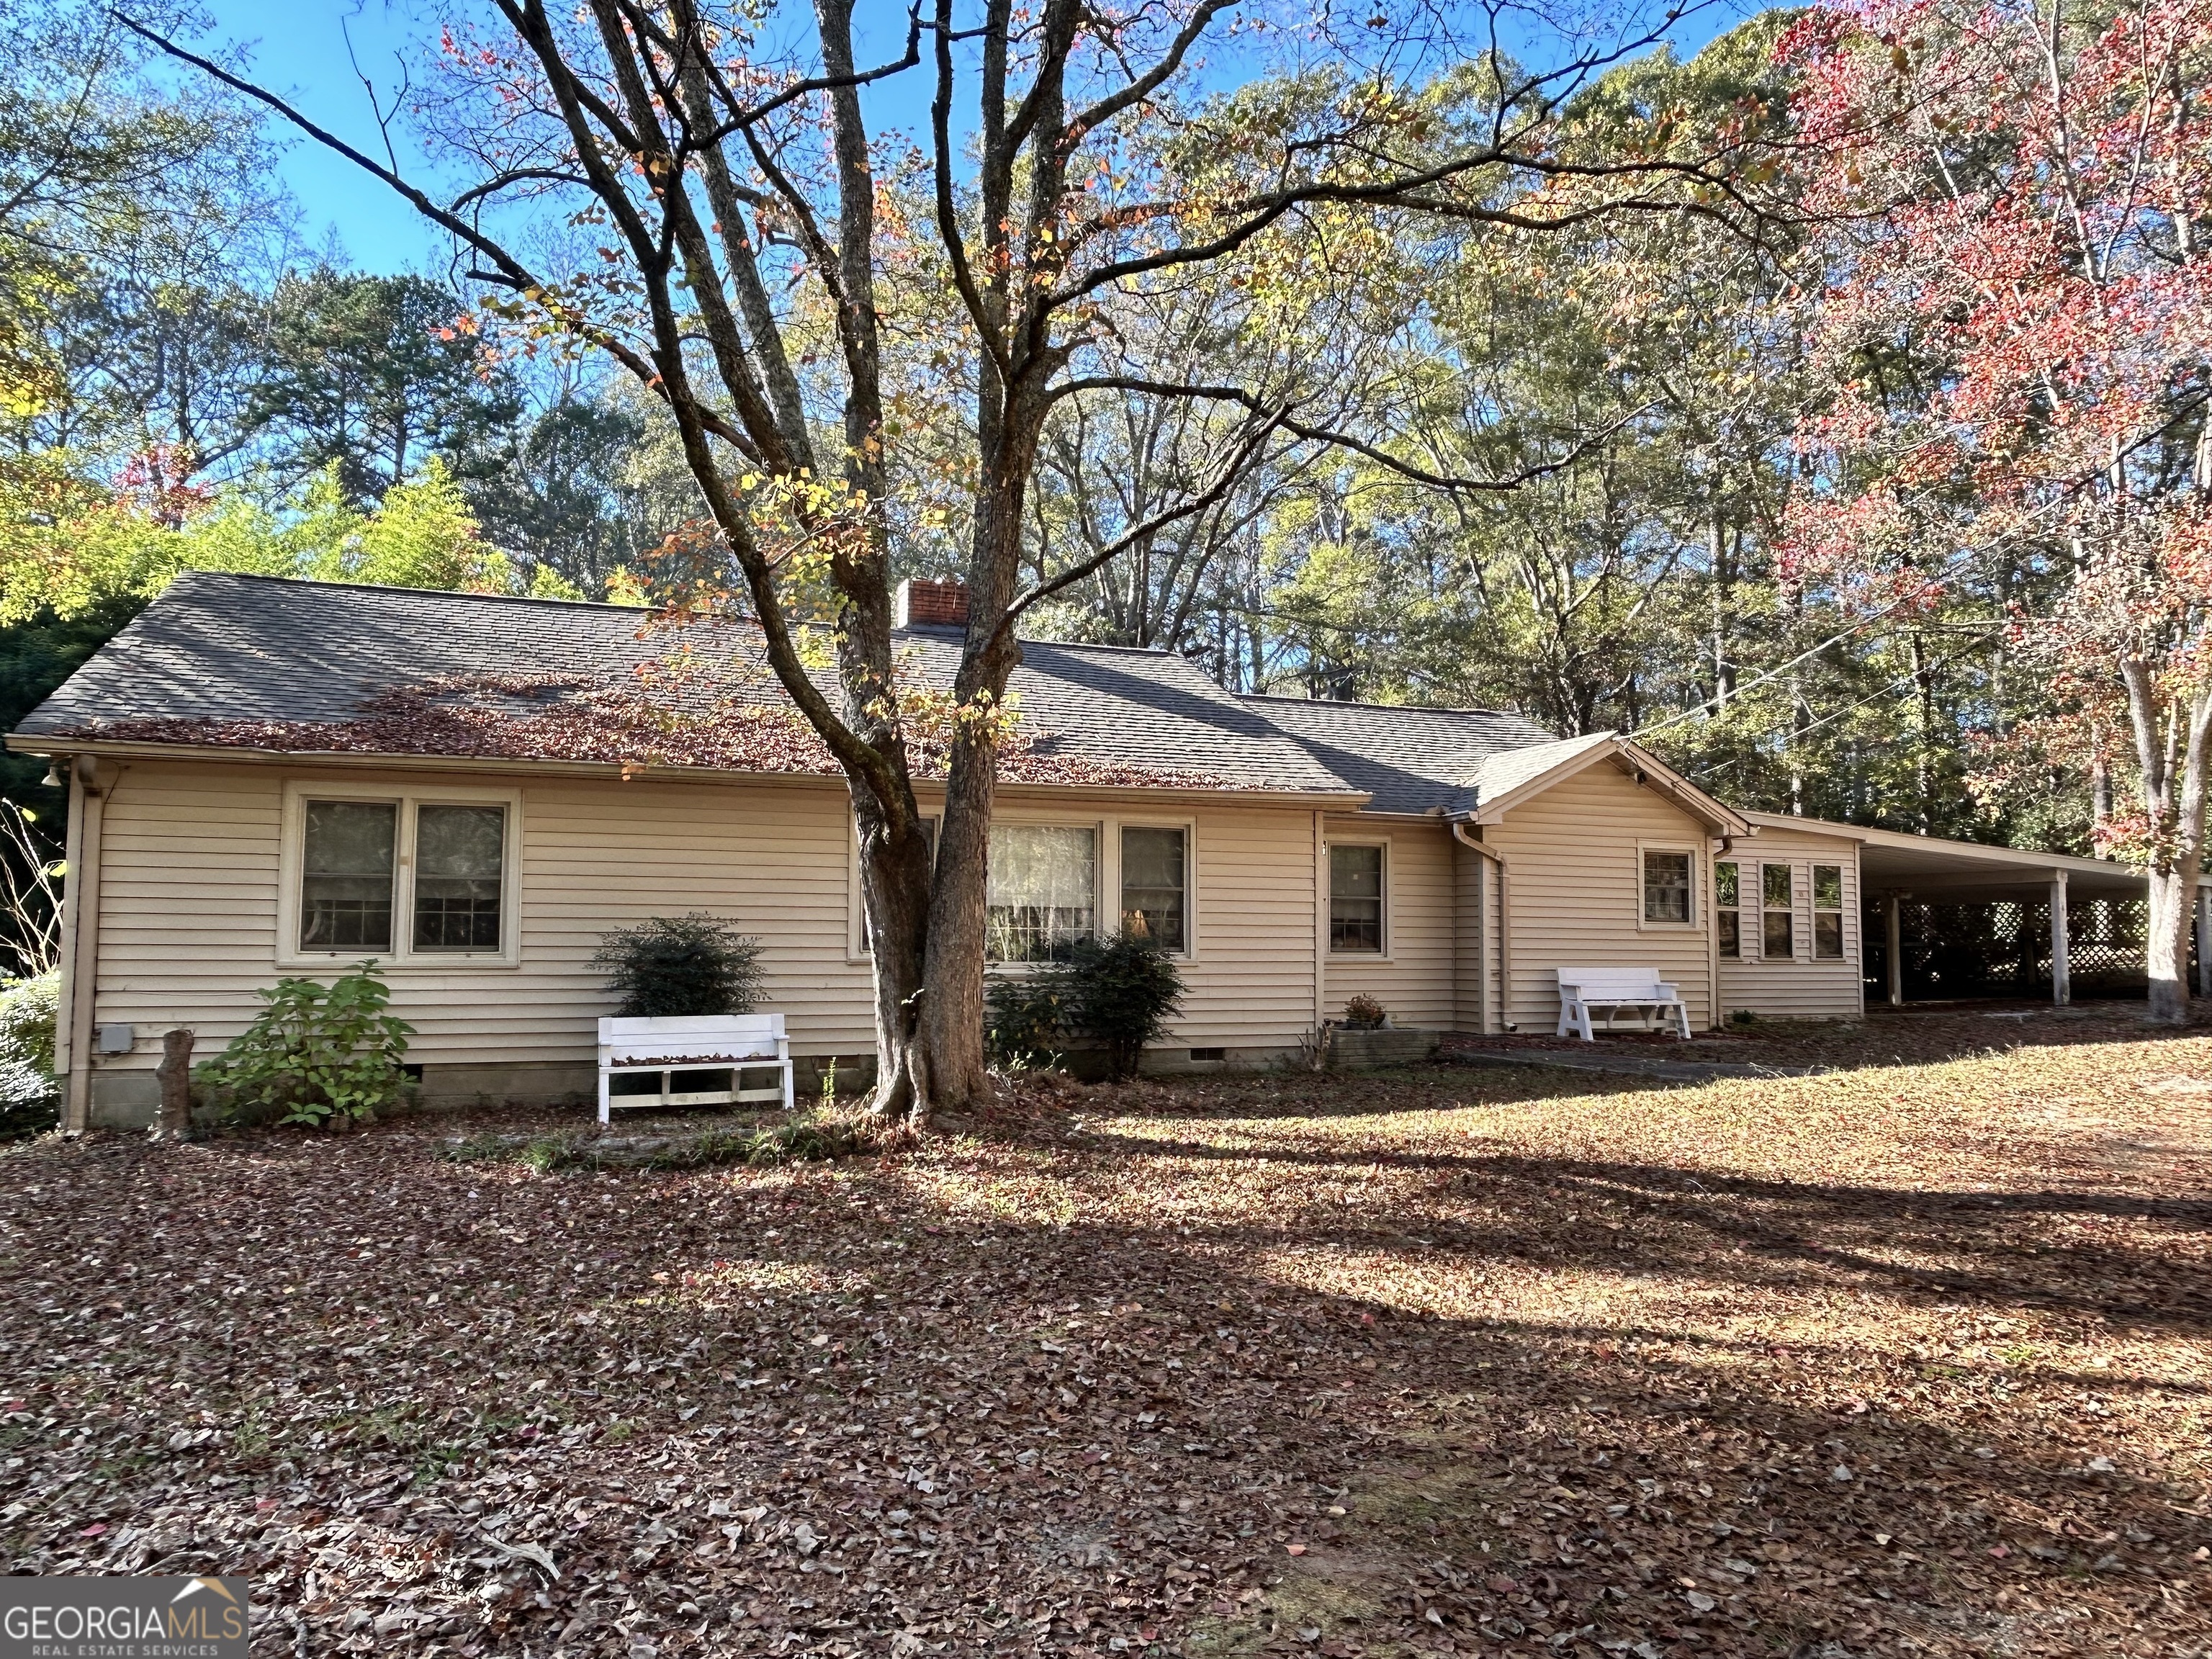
[{"x1": 1849, "y1": 823, "x2": 2211, "y2": 1005}]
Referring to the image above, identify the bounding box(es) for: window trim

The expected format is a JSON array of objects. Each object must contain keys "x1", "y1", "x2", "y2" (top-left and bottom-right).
[
  {"x1": 1326, "y1": 836, "x2": 1390, "y2": 958},
  {"x1": 1756, "y1": 860, "x2": 1799, "y2": 964},
  {"x1": 1114, "y1": 817, "x2": 1200, "y2": 962},
  {"x1": 1812, "y1": 861, "x2": 1848, "y2": 961},
  {"x1": 850, "y1": 809, "x2": 1201, "y2": 965},
  {"x1": 1714, "y1": 856, "x2": 1743, "y2": 958},
  {"x1": 1636, "y1": 841, "x2": 1703, "y2": 932},
  {"x1": 277, "y1": 780, "x2": 523, "y2": 970}
]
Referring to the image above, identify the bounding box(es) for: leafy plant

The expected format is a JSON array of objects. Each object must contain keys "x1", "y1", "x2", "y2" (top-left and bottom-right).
[
  {"x1": 1343, "y1": 994, "x2": 1387, "y2": 1030},
  {"x1": 0, "y1": 969, "x2": 60, "y2": 1139},
  {"x1": 195, "y1": 963, "x2": 415, "y2": 1128},
  {"x1": 985, "y1": 972, "x2": 1073, "y2": 1071},
  {"x1": 591, "y1": 914, "x2": 764, "y2": 1017},
  {"x1": 986, "y1": 932, "x2": 1184, "y2": 1081}
]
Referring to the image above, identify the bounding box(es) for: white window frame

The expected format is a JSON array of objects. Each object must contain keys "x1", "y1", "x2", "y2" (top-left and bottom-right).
[
  {"x1": 1755, "y1": 860, "x2": 1801, "y2": 964},
  {"x1": 853, "y1": 809, "x2": 1201, "y2": 966},
  {"x1": 277, "y1": 779, "x2": 523, "y2": 970},
  {"x1": 1113, "y1": 817, "x2": 1200, "y2": 963},
  {"x1": 1326, "y1": 835, "x2": 1390, "y2": 959},
  {"x1": 1636, "y1": 841, "x2": 1703, "y2": 932},
  {"x1": 1713, "y1": 855, "x2": 1745, "y2": 958},
  {"x1": 1811, "y1": 861, "x2": 1849, "y2": 961},
  {"x1": 986, "y1": 817, "x2": 1105, "y2": 968}
]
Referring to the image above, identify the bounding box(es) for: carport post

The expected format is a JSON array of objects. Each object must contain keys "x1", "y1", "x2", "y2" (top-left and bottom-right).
[
  {"x1": 1884, "y1": 895, "x2": 1904, "y2": 1005},
  {"x1": 2195, "y1": 889, "x2": 2211, "y2": 998},
  {"x1": 2049, "y1": 871, "x2": 2070, "y2": 1007}
]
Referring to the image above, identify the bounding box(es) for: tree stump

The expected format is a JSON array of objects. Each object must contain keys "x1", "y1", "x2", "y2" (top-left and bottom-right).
[{"x1": 153, "y1": 1028, "x2": 195, "y2": 1141}]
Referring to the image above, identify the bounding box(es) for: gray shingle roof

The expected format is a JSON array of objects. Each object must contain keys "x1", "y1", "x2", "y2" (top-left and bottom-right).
[
  {"x1": 15, "y1": 572, "x2": 1355, "y2": 796},
  {"x1": 1239, "y1": 694, "x2": 1560, "y2": 814}
]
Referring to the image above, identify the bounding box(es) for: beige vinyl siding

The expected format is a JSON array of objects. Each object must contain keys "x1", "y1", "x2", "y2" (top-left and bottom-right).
[
  {"x1": 81, "y1": 761, "x2": 1332, "y2": 1078},
  {"x1": 1483, "y1": 760, "x2": 1715, "y2": 1033},
  {"x1": 1318, "y1": 817, "x2": 1457, "y2": 1029},
  {"x1": 1453, "y1": 838, "x2": 1491, "y2": 1033},
  {"x1": 1718, "y1": 823, "x2": 1863, "y2": 1021}
]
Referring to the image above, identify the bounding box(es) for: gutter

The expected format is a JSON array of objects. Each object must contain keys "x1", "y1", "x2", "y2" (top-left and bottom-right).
[
  {"x1": 1451, "y1": 820, "x2": 1512, "y2": 1033},
  {"x1": 7, "y1": 737, "x2": 1371, "y2": 811}
]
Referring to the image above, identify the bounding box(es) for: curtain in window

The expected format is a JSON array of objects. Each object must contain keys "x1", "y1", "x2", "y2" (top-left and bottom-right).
[
  {"x1": 1642, "y1": 851, "x2": 1691, "y2": 922},
  {"x1": 988, "y1": 825, "x2": 1096, "y2": 961}
]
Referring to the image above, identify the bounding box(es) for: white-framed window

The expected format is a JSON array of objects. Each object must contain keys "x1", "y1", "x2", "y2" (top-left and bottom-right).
[
  {"x1": 1813, "y1": 863, "x2": 1846, "y2": 959},
  {"x1": 988, "y1": 823, "x2": 1098, "y2": 961},
  {"x1": 1714, "y1": 859, "x2": 1743, "y2": 958},
  {"x1": 1328, "y1": 841, "x2": 1385, "y2": 954},
  {"x1": 278, "y1": 781, "x2": 521, "y2": 968},
  {"x1": 1639, "y1": 845, "x2": 1697, "y2": 927},
  {"x1": 1119, "y1": 823, "x2": 1190, "y2": 954},
  {"x1": 1761, "y1": 862, "x2": 1796, "y2": 960}
]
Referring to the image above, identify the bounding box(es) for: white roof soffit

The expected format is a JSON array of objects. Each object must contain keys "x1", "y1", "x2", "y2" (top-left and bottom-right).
[
  {"x1": 1739, "y1": 810, "x2": 2179, "y2": 899},
  {"x1": 1461, "y1": 733, "x2": 1750, "y2": 836}
]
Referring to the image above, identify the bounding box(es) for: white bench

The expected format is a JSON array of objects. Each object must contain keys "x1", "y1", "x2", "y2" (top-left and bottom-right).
[
  {"x1": 597, "y1": 1015, "x2": 793, "y2": 1123},
  {"x1": 1555, "y1": 968, "x2": 1691, "y2": 1041}
]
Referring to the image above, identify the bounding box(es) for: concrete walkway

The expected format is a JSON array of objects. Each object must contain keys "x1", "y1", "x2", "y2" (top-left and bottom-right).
[{"x1": 1441, "y1": 1043, "x2": 1826, "y2": 1084}]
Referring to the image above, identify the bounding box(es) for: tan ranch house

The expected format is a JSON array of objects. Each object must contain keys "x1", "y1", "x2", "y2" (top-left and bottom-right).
[{"x1": 13, "y1": 572, "x2": 2139, "y2": 1130}]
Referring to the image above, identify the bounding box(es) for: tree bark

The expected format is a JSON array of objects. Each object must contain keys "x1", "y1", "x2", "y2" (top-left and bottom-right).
[
  {"x1": 2131, "y1": 668, "x2": 2212, "y2": 1025},
  {"x1": 153, "y1": 1027, "x2": 194, "y2": 1140}
]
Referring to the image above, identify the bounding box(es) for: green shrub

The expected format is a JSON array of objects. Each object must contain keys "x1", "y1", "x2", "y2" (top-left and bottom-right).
[
  {"x1": 1064, "y1": 933, "x2": 1185, "y2": 1079},
  {"x1": 985, "y1": 932, "x2": 1184, "y2": 1081},
  {"x1": 985, "y1": 972, "x2": 1072, "y2": 1069},
  {"x1": 591, "y1": 914, "x2": 764, "y2": 1017},
  {"x1": 195, "y1": 963, "x2": 415, "y2": 1128},
  {"x1": 0, "y1": 971, "x2": 60, "y2": 1140}
]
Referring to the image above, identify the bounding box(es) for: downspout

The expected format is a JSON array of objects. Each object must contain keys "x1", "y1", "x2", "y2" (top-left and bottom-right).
[
  {"x1": 60, "y1": 755, "x2": 111, "y2": 1135},
  {"x1": 1451, "y1": 822, "x2": 1511, "y2": 1033},
  {"x1": 1312, "y1": 811, "x2": 1328, "y2": 1046}
]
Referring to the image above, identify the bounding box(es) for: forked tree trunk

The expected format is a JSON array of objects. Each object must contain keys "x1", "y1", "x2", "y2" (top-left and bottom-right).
[{"x1": 856, "y1": 802, "x2": 937, "y2": 1123}]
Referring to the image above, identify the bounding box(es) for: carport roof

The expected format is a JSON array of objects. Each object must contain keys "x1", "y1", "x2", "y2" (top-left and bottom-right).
[{"x1": 1740, "y1": 810, "x2": 2189, "y2": 900}]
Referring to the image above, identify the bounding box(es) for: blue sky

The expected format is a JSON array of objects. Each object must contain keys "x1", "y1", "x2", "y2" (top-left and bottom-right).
[{"x1": 189, "y1": 0, "x2": 1750, "y2": 276}]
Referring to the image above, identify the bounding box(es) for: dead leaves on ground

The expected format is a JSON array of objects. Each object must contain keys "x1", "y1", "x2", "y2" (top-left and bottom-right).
[{"x1": 4, "y1": 1015, "x2": 2211, "y2": 1657}]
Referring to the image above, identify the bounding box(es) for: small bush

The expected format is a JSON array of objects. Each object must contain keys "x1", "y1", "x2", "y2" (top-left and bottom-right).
[
  {"x1": 986, "y1": 973, "x2": 1072, "y2": 1070},
  {"x1": 592, "y1": 914, "x2": 764, "y2": 1017},
  {"x1": 1343, "y1": 994, "x2": 1387, "y2": 1030},
  {"x1": 985, "y1": 932, "x2": 1185, "y2": 1081},
  {"x1": 195, "y1": 963, "x2": 415, "y2": 1129},
  {"x1": 0, "y1": 971, "x2": 60, "y2": 1140}
]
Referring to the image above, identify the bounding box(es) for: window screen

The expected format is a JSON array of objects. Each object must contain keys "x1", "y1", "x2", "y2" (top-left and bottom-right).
[
  {"x1": 1762, "y1": 863, "x2": 1794, "y2": 958},
  {"x1": 1642, "y1": 850, "x2": 1691, "y2": 922},
  {"x1": 1714, "y1": 860, "x2": 1741, "y2": 958},
  {"x1": 1120, "y1": 826, "x2": 1187, "y2": 952},
  {"x1": 301, "y1": 800, "x2": 397, "y2": 952},
  {"x1": 987, "y1": 824, "x2": 1097, "y2": 961},
  {"x1": 413, "y1": 804, "x2": 506, "y2": 950},
  {"x1": 1329, "y1": 844, "x2": 1384, "y2": 953},
  {"x1": 1812, "y1": 863, "x2": 1844, "y2": 958}
]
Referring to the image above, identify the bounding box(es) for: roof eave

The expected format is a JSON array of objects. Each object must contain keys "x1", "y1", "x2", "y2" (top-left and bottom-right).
[
  {"x1": 7, "y1": 734, "x2": 1370, "y2": 806},
  {"x1": 1454, "y1": 734, "x2": 1750, "y2": 837}
]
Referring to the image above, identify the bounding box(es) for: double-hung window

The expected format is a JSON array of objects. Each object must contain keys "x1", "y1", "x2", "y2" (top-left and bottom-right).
[
  {"x1": 987, "y1": 824, "x2": 1096, "y2": 961},
  {"x1": 1329, "y1": 844, "x2": 1385, "y2": 954},
  {"x1": 1642, "y1": 849, "x2": 1693, "y2": 924},
  {"x1": 1761, "y1": 863, "x2": 1795, "y2": 959},
  {"x1": 1714, "y1": 860, "x2": 1743, "y2": 958},
  {"x1": 1120, "y1": 826, "x2": 1188, "y2": 953},
  {"x1": 289, "y1": 787, "x2": 517, "y2": 964},
  {"x1": 1813, "y1": 863, "x2": 1845, "y2": 959}
]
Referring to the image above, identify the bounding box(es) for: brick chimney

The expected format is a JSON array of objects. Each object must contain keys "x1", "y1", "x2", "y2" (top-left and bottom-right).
[{"x1": 894, "y1": 577, "x2": 969, "y2": 629}]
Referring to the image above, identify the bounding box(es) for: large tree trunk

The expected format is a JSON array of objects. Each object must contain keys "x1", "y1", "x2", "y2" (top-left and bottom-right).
[
  {"x1": 2147, "y1": 865, "x2": 2195, "y2": 1023},
  {"x1": 856, "y1": 800, "x2": 937, "y2": 1121},
  {"x1": 2128, "y1": 668, "x2": 2212, "y2": 1026}
]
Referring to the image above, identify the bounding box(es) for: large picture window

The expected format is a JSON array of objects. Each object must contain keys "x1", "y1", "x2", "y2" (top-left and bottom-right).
[
  {"x1": 289, "y1": 788, "x2": 516, "y2": 964},
  {"x1": 1642, "y1": 849, "x2": 1692, "y2": 924},
  {"x1": 1120, "y1": 826, "x2": 1187, "y2": 953},
  {"x1": 1714, "y1": 860, "x2": 1742, "y2": 958},
  {"x1": 1329, "y1": 843, "x2": 1385, "y2": 953},
  {"x1": 1762, "y1": 863, "x2": 1795, "y2": 959},
  {"x1": 988, "y1": 824, "x2": 1097, "y2": 961}
]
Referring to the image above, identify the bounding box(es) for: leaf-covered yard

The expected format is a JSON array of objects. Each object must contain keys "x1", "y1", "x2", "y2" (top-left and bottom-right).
[{"x1": 4, "y1": 1007, "x2": 2208, "y2": 1658}]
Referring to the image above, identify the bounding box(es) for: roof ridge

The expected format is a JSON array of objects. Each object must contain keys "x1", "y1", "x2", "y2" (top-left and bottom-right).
[
  {"x1": 174, "y1": 568, "x2": 652, "y2": 613},
  {"x1": 1238, "y1": 691, "x2": 1535, "y2": 719}
]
